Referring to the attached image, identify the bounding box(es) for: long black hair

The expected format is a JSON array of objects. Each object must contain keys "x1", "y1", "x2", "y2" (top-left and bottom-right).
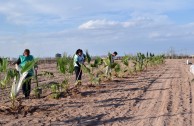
[{"x1": 76, "y1": 49, "x2": 82, "y2": 55}]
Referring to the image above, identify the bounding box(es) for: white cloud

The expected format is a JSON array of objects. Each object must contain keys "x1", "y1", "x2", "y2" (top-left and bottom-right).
[
  {"x1": 79, "y1": 20, "x2": 118, "y2": 29},
  {"x1": 78, "y1": 13, "x2": 172, "y2": 30}
]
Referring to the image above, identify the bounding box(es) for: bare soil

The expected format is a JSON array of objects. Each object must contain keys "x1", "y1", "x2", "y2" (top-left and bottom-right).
[{"x1": 0, "y1": 59, "x2": 194, "y2": 126}]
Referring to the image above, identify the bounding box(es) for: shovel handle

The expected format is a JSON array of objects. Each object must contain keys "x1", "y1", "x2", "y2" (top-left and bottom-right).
[{"x1": 35, "y1": 69, "x2": 39, "y2": 87}]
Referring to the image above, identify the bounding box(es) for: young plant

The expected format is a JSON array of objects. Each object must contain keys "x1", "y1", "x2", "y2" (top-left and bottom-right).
[
  {"x1": 0, "y1": 58, "x2": 12, "y2": 88},
  {"x1": 56, "y1": 54, "x2": 74, "y2": 94},
  {"x1": 33, "y1": 70, "x2": 43, "y2": 99},
  {"x1": 153, "y1": 55, "x2": 165, "y2": 65},
  {"x1": 85, "y1": 50, "x2": 92, "y2": 64},
  {"x1": 82, "y1": 52, "x2": 104, "y2": 86},
  {"x1": 144, "y1": 52, "x2": 150, "y2": 70},
  {"x1": 81, "y1": 50, "x2": 105, "y2": 85},
  {"x1": 103, "y1": 53, "x2": 118, "y2": 80},
  {"x1": 146, "y1": 53, "x2": 165, "y2": 67},
  {"x1": 146, "y1": 53, "x2": 155, "y2": 67},
  {"x1": 10, "y1": 59, "x2": 38, "y2": 108},
  {"x1": 121, "y1": 55, "x2": 131, "y2": 76},
  {"x1": 50, "y1": 84, "x2": 60, "y2": 99},
  {"x1": 137, "y1": 53, "x2": 146, "y2": 71},
  {"x1": 0, "y1": 59, "x2": 18, "y2": 104},
  {"x1": 131, "y1": 53, "x2": 165, "y2": 73},
  {"x1": 114, "y1": 63, "x2": 122, "y2": 77},
  {"x1": 0, "y1": 59, "x2": 19, "y2": 91},
  {"x1": 130, "y1": 53, "x2": 146, "y2": 72},
  {"x1": 33, "y1": 71, "x2": 54, "y2": 98},
  {"x1": 0, "y1": 58, "x2": 38, "y2": 110}
]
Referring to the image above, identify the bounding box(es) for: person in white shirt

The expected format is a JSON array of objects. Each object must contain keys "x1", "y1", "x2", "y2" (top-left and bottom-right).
[
  {"x1": 73, "y1": 49, "x2": 85, "y2": 84},
  {"x1": 106, "y1": 51, "x2": 118, "y2": 76},
  {"x1": 111, "y1": 51, "x2": 118, "y2": 63}
]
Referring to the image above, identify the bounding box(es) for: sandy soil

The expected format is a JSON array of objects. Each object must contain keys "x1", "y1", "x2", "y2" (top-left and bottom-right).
[{"x1": 0, "y1": 59, "x2": 194, "y2": 126}]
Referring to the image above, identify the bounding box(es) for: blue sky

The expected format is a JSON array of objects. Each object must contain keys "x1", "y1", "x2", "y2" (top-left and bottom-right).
[{"x1": 0, "y1": 0, "x2": 194, "y2": 57}]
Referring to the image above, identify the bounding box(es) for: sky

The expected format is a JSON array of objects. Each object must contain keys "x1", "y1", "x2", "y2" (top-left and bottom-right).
[{"x1": 0, "y1": 0, "x2": 194, "y2": 57}]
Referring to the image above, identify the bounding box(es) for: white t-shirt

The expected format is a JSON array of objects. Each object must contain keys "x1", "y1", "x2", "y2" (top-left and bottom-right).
[{"x1": 74, "y1": 54, "x2": 85, "y2": 67}]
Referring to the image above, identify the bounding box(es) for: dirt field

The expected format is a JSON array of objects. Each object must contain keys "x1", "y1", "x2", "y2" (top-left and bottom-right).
[{"x1": 0, "y1": 59, "x2": 194, "y2": 126}]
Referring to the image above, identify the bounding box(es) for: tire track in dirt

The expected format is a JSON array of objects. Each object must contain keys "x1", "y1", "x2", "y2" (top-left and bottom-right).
[
  {"x1": 189, "y1": 80, "x2": 193, "y2": 126},
  {"x1": 151, "y1": 60, "x2": 192, "y2": 126},
  {"x1": 128, "y1": 60, "x2": 194, "y2": 126},
  {"x1": 165, "y1": 67, "x2": 182, "y2": 126},
  {"x1": 166, "y1": 60, "x2": 194, "y2": 126},
  {"x1": 129, "y1": 65, "x2": 171, "y2": 126},
  {"x1": 180, "y1": 62, "x2": 193, "y2": 126}
]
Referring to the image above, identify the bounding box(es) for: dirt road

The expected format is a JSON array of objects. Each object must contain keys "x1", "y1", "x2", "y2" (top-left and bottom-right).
[
  {"x1": 127, "y1": 60, "x2": 194, "y2": 126},
  {"x1": 1, "y1": 59, "x2": 194, "y2": 126}
]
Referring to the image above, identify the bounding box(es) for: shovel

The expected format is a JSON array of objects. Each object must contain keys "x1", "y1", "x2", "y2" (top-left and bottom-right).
[{"x1": 34, "y1": 69, "x2": 42, "y2": 98}]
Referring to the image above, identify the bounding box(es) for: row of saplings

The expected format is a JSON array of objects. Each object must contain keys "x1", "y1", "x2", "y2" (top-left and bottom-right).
[
  {"x1": 51, "y1": 51, "x2": 164, "y2": 99},
  {"x1": 0, "y1": 52, "x2": 165, "y2": 112}
]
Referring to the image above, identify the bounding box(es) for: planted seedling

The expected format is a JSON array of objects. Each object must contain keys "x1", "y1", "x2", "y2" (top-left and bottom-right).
[
  {"x1": 11, "y1": 59, "x2": 38, "y2": 109},
  {"x1": 115, "y1": 55, "x2": 131, "y2": 77},
  {"x1": 103, "y1": 53, "x2": 118, "y2": 80},
  {"x1": 50, "y1": 83, "x2": 60, "y2": 99},
  {"x1": 0, "y1": 58, "x2": 38, "y2": 111},
  {"x1": 81, "y1": 51, "x2": 104, "y2": 86},
  {"x1": 33, "y1": 70, "x2": 42, "y2": 98},
  {"x1": 33, "y1": 70, "x2": 55, "y2": 98},
  {"x1": 56, "y1": 54, "x2": 74, "y2": 98}
]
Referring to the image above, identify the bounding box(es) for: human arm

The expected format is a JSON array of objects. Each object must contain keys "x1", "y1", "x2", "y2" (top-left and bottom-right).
[
  {"x1": 13, "y1": 58, "x2": 21, "y2": 65},
  {"x1": 74, "y1": 55, "x2": 81, "y2": 67}
]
